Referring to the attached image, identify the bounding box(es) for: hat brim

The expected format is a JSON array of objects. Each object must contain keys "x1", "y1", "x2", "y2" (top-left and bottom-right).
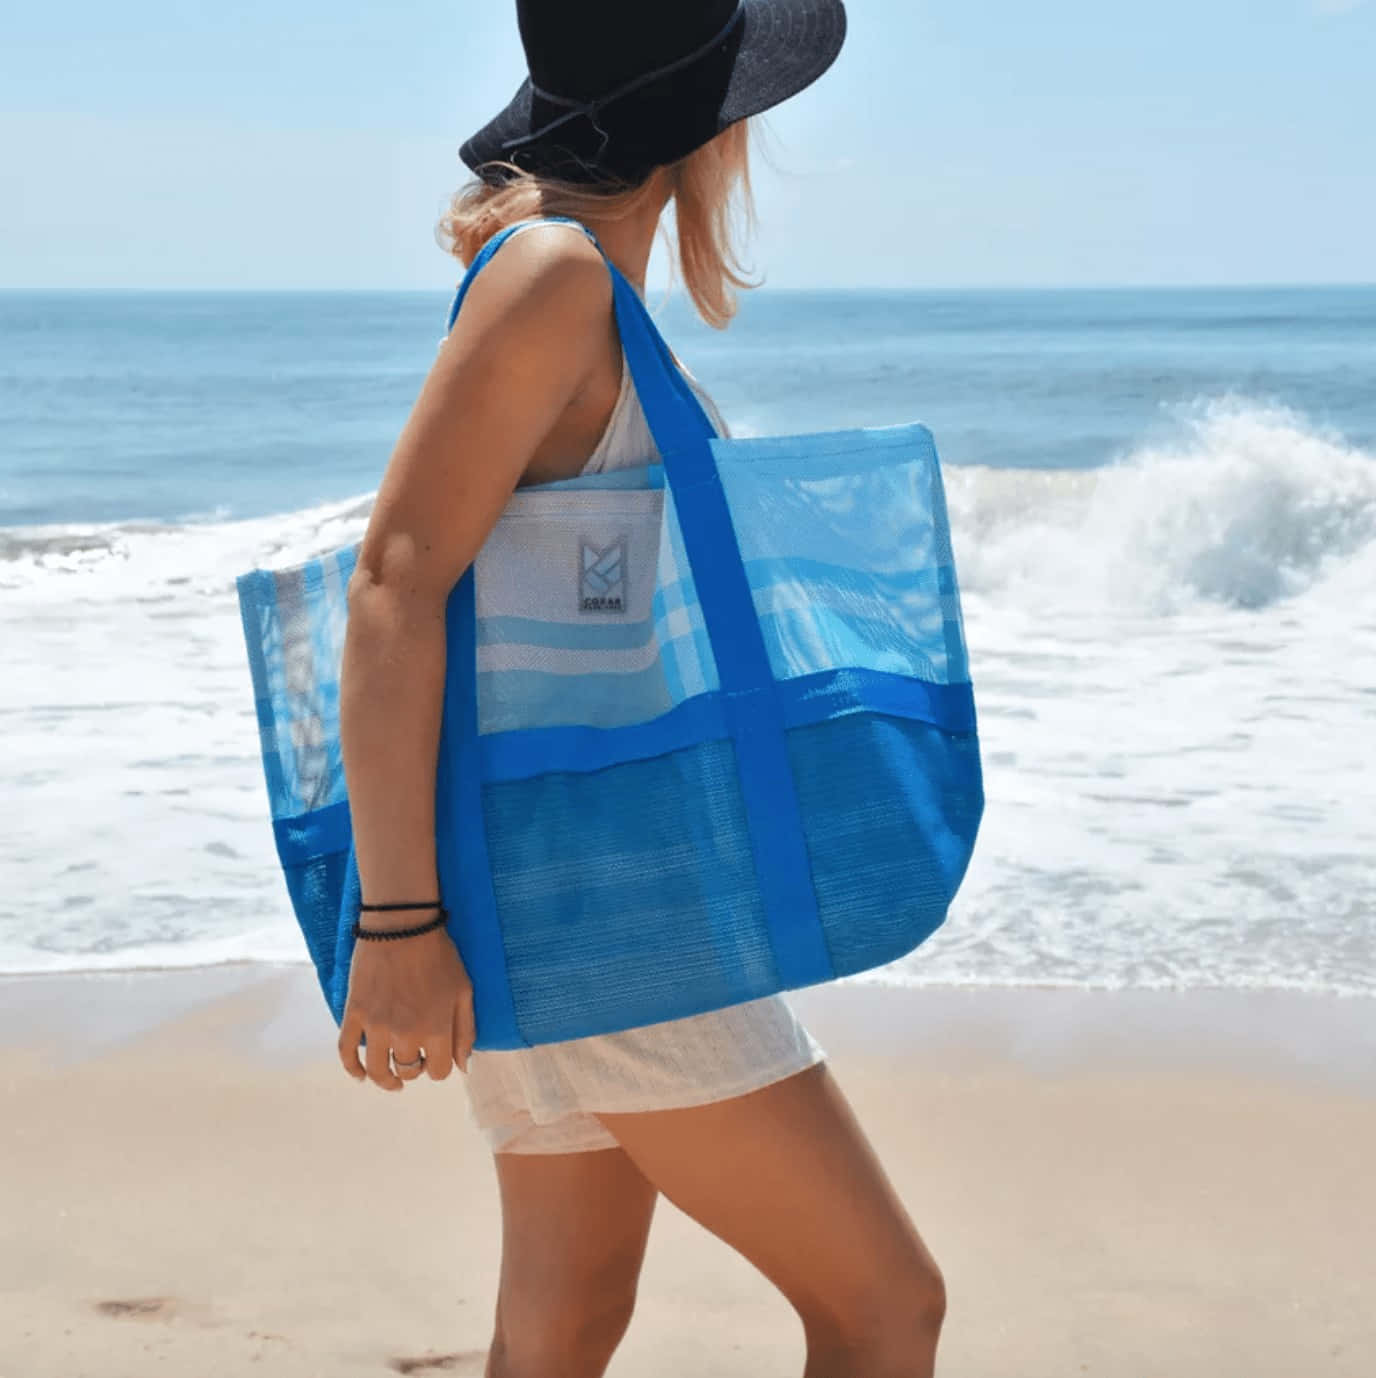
[{"x1": 459, "y1": 0, "x2": 847, "y2": 182}]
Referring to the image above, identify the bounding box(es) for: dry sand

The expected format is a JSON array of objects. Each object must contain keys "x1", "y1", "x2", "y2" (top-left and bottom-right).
[{"x1": 1, "y1": 966, "x2": 1372, "y2": 1377}]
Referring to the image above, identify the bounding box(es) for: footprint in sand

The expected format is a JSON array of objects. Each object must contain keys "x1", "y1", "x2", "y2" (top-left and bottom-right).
[
  {"x1": 93, "y1": 1296, "x2": 218, "y2": 1330},
  {"x1": 388, "y1": 1350, "x2": 486, "y2": 1374},
  {"x1": 94, "y1": 1297, "x2": 176, "y2": 1320}
]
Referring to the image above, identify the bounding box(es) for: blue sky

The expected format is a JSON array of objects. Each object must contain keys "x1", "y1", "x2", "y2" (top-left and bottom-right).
[{"x1": 2, "y1": 1, "x2": 1371, "y2": 290}]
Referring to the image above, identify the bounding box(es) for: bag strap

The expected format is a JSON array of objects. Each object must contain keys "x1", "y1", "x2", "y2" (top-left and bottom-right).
[
  {"x1": 442, "y1": 214, "x2": 770, "y2": 701},
  {"x1": 443, "y1": 217, "x2": 829, "y2": 1039},
  {"x1": 589, "y1": 232, "x2": 830, "y2": 988}
]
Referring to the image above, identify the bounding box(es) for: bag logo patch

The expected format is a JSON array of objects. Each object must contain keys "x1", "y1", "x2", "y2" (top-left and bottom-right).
[{"x1": 579, "y1": 537, "x2": 626, "y2": 614}]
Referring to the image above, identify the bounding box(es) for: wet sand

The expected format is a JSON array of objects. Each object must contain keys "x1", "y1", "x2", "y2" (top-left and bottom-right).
[{"x1": 2, "y1": 965, "x2": 1372, "y2": 1376}]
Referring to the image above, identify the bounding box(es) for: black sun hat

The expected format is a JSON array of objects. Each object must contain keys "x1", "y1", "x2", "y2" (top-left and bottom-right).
[{"x1": 459, "y1": 0, "x2": 848, "y2": 187}]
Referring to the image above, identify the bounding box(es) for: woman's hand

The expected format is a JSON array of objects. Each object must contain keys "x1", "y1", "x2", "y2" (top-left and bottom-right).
[{"x1": 336, "y1": 926, "x2": 477, "y2": 1090}]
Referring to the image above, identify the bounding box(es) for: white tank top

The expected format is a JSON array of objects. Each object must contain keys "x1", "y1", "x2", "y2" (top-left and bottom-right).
[{"x1": 578, "y1": 330, "x2": 732, "y2": 473}]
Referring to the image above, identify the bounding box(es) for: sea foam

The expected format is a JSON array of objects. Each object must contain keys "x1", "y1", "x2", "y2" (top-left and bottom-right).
[{"x1": 2, "y1": 397, "x2": 1373, "y2": 993}]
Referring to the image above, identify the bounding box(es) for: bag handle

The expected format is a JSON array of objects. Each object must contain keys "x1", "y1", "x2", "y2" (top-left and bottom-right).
[
  {"x1": 444, "y1": 216, "x2": 764, "y2": 695},
  {"x1": 585, "y1": 228, "x2": 831, "y2": 988},
  {"x1": 444, "y1": 217, "x2": 829, "y2": 1042}
]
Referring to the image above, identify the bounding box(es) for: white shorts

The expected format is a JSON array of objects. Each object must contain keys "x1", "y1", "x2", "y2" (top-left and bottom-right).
[{"x1": 460, "y1": 993, "x2": 828, "y2": 1155}]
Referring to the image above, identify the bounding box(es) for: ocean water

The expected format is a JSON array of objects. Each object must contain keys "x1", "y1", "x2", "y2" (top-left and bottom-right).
[{"x1": 2, "y1": 284, "x2": 1374, "y2": 996}]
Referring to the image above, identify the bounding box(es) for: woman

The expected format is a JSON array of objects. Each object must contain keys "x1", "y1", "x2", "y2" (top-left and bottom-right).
[{"x1": 336, "y1": 2, "x2": 947, "y2": 1375}]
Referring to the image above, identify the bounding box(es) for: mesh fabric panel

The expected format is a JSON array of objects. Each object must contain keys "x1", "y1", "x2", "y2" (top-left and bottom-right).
[
  {"x1": 784, "y1": 712, "x2": 984, "y2": 976},
  {"x1": 706, "y1": 425, "x2": 968, "y2": 686},
  {"x1": 468, "y1": 483, "x2": 725, "y2": 733},
  {"x1": 237, "y1": 546, "x2": 355, "y2": 820},
  {"x1": 480, "y1": 739, "x2": 776, "y2": 1045},
  {"x1": 472, "y1": 711, "x2": 983, "y2": 1045},
  {"x1": 282, "y1": 849, "x2": 352, "y2": 1011}
]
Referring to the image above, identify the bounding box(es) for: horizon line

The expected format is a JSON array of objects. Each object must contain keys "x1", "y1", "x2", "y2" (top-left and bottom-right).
[{"x1": 3, "y1": 280, "x2": 1374, "y2": 295}]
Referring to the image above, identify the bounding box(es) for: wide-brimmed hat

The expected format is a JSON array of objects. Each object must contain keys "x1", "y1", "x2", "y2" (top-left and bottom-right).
[{"x1": 459, "y1": 0, "x2": 848, "y2": 187}]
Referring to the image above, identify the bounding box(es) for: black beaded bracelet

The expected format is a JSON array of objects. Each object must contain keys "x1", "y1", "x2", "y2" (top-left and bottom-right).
[{"x1": 352, "y1": 907, "x2": 448, "y2": 941}]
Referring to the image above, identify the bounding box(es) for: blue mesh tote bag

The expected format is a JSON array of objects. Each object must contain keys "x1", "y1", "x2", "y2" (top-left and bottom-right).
[{"x1": 236, "y1": 215, "x2": 984, "y2": 1048}]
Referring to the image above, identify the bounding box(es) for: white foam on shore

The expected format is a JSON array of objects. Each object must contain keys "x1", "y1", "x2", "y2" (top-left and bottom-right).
[{"x1": 3, "y1": 395, "x2": 1374, "y2": 994}]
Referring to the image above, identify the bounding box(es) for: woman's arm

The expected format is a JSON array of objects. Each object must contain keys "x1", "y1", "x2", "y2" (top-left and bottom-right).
[{"x1": 336, "y1": 228, "x2": 613, "y2": 1091}]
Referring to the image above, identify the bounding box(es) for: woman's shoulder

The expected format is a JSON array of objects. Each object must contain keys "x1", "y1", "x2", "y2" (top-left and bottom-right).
[
  {"x1": 450, "y1": 221, "x2": 611, "y2": 344},
  {"x1": 489, "y1": 217, "x2": 602, "y2": 263}
]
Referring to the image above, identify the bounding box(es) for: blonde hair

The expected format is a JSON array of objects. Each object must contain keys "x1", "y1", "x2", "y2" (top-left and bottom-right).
[{"x1": 435, "y1": 119, "x2": 759, "y2": 329}]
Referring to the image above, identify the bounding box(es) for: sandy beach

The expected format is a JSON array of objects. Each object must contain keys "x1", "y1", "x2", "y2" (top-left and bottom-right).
[{"x1": 1, "y1": 966, "x2": 1372, "y2": 1377}]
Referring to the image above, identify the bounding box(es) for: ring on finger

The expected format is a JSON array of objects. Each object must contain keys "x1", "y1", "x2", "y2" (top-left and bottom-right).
[{"x1": 392, "y1": 1049, "x2": 426, "y2": 1073}]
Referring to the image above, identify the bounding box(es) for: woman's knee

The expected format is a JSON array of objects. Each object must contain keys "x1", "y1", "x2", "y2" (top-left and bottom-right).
[
  {"x1": 800, "y1": 1259, "x2": 947, "y2": 1374},
  {"x1": 488, "y1": 1284, "x2": 637, "y2": 1378}
]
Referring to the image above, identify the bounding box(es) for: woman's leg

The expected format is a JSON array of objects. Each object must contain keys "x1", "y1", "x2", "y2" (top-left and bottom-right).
[
  {"x1": 485, "y1": 1142, "x2": 659, "y2": 1378},
  {"x1": 594, "y1": 1061, "x2": 946, "y2": 1378}
]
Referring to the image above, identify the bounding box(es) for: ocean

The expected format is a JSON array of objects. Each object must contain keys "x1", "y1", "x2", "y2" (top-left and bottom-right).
[{"x1": 2, "y1": 283, "x2": 1374, "y2": 995}]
